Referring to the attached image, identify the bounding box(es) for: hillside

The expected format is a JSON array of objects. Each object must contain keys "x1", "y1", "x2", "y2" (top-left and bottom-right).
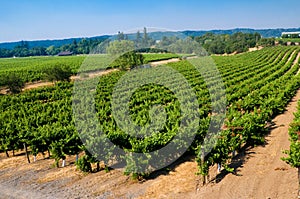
[
  {"x1": 182, "y1": 27, "x2": 300, "y2": 38},
  {"x1": 1, "y1": 27, "x2": 299, "y2": 50},
  {"x1": 0, "y1": 35, "x2": 110, "y2": 50}
]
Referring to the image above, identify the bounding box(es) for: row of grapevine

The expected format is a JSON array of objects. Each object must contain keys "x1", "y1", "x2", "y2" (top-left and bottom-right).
[
  {"x1": 0, "y1": 46, "x2": 300, "y2": 180},
  {"x1": 282, "y1": 101, "x2": 300, "y2": 198},
  {"x1": 75, "y1": 46, "x2": 300, "y2": 177},
  {"x1": 0, "y1": 53, "x2": 179, "y2": 86},
  {"x1": 0, "y1": 56, "x2": 85, "y2": 86},
  {"x1": 196, "y1": 46, "x2": 300, "y2": 183},
  {"x1": 0, "y1": 82, "x2": 82, "y2": 167}
]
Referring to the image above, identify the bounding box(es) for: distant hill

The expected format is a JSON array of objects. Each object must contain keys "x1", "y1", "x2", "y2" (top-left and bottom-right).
[
  {"x1": 181, "y1": 28, "x2": 300, "y2": 38},
  {"x1": 0, "y1": 35, "x2": 110, "y2": 50},
  {"x1": 1, "y1": 28, "x2": 299, "y2": 49},
  {"x1": 124, "y1": 27, "x2": 300, "y2": 40}
]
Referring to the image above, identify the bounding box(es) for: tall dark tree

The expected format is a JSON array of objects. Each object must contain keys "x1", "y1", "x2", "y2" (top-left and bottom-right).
[
  {"x1": 124, "y1": 34, "x2": 129, "y2": 40},
  {"x1": 117, "y1": 31, "x2": 125, "y2": 40},
  {"x1": 30, "y1": 47, "x2": 47, "y2": 56},
  {"x1": 136, "y1": 31, "x2": 141, "y2": 42},
  {"x1": 143, "y1": 27, "x2": 148, "y2": 42}
]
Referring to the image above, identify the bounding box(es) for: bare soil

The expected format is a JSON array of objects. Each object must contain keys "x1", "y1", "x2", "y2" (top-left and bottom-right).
[
  {"x1": 149, "y1": 58, "x2": 180, "y2": 66},
  {"x1": 249, "y1": 46, "x2": 264, "y2": 52},
  {"x1": 294, "y1": 52, "x2": 300, "y2": 66},
  {"x1": 23, "y1": 81, "x2": 54, "y2": 91}
]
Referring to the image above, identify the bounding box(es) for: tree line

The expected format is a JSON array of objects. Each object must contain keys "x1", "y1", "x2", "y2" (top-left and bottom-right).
[
  {"x1": 193, "y1": 32, "x2": 275, "y2": 54},
  {"x1": 114, "y1": 30, "x2": 276, "y2": 55},
  {"x1": 0, "y1": 38, "x2": 107, "y2": 58},
  {"x1": 0, "y1": 28, "x2": 280, "y2": 58}
]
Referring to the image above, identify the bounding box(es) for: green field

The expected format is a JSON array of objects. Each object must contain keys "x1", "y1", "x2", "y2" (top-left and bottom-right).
[
  {"x1": 0, "y1": 56, "x2": 85, "y2": 86},
  {"x1": 0, "y1": 53, "x2": 180, "y2": 86},
  {"x1": 0, "y1": 46, "x2": 300, "y2": 179}
]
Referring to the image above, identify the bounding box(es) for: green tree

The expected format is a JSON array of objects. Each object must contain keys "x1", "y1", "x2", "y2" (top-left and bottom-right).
[
  {"x1": 0, "y1": 48, "x2": 12, "y2": 58},
  {"x1": 30, "y1": 47, "x2": 47, "y2": 56},
  {"x1": 136, "y1": 31, "x2": 142, "y2": 48},
  {"x1": 143, "y1": 27, "x2": 148, "y2": 42},
  {"x1": 43, "y1": 64, "x2": 73, "y2": 82},
  {"x1": 195, "y1": 32, "x2": 264, "y2": 54},
  {"x1": 4, "y1": 73, "x2": 25, "y2": 94},
  {"x1": 136, "y1": 31, "x2": 142, "y2": 42},
  {"x1": 117, "y1": 31, "x2": 125, "y2": 40},
  {"x1": 106, "y1": 40, "x2": 135, "y2": 55},
  {"x1": 258, "y1": 38, "x2": 275, "y2": 47},
  {"x1": 141, "y1": 27, "x2": 154, "y2": 47},
  {"x1": 111, "y1": 51, "x2": 144, "y2": 70},
  {"x1": 46, "y1": 45, "x2": 59, "y2": 55}
]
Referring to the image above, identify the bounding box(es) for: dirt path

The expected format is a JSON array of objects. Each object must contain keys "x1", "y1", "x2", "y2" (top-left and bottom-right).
[
  {"x1": 149, "y1": 58, "x2": 180, "y2": 66},
  {"x1": 249, "y1": 46, "x2": 264, "y2": 52},
  {"x1": 70, "y1": 68, "x2": 118, "y2": 80},
  {"x1": 23, "y1": 81, "x2": 54, "y2": 91},
  {"x1": 288, "y1": 50, "x2": 297, "y2": 63},
  {"x1": 294, "y1": 52, "x2": 300, "y2": 66}
]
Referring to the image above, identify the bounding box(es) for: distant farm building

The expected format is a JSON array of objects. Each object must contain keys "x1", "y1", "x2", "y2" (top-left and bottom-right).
[
  {"x1": 57, "y1": 51, "x2": 73, "y2": 56},
  {"x1": 281, "y1": 32, "x2": 300, "y2": 38}
]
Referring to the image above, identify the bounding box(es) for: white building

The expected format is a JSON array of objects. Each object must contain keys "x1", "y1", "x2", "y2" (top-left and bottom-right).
[{"x1": 281, "y1": 32, "x2": 300, "y2": 37}]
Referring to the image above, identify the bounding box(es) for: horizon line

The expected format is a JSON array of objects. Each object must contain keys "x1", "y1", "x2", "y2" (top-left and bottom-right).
[{"x1": 1, "y1": 26, "x2": 300, "y2": 44}]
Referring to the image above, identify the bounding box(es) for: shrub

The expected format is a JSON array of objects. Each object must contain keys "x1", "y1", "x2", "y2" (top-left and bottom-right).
[{"x1": 76, "y1": 155, "x2": 92, "y2": 172}]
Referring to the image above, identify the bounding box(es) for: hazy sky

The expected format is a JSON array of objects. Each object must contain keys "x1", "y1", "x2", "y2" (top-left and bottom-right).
[{"x1": 0, "y1": 0, "x2": 299, "y2": 42}]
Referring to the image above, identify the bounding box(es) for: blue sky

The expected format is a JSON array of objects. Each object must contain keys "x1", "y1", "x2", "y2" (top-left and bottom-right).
[{"x1": 0, "y1": 0, "x2": 299, "y2": 42}]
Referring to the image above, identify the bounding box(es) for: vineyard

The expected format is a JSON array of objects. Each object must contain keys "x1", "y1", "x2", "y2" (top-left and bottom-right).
[
  {"x1": 0, "y1": 46, "x2": 300, "y2": 197},
  {"x1": 0, "y1": 53, "x2": 179, "y2": 87},
  {"x1": 0, "y1": 56, "x2": 85, "y2": 86}
]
